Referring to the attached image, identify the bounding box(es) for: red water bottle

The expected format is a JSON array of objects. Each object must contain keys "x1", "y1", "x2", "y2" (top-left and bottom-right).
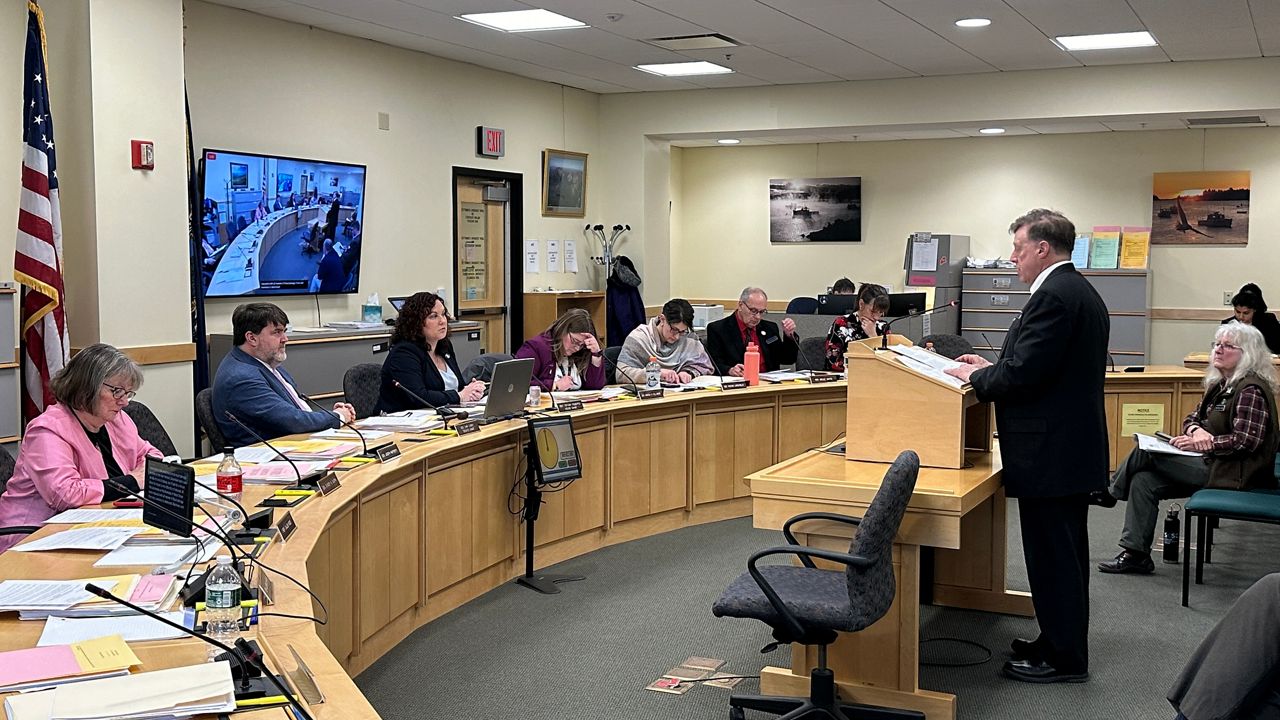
[
  {"x1": 216, "y1": 447, "x2": 243, "y2": 502},
  {"x1": 744, "y1": 342, "x2": 761, "y2": 386}
]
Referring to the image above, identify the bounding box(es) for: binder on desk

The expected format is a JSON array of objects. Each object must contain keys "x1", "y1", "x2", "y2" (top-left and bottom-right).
[{"x1": 843, "y1": 335, "x2": 992, "y2": 469}]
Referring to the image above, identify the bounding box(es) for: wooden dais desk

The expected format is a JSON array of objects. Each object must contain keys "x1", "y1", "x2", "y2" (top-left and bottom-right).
[{"x1": 747, "y1": 447, "x2": 1032, "y2": 720}]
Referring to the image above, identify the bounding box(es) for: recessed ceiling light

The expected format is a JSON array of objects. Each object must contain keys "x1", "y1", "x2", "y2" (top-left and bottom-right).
[
  {"x1": 979, "y1": 127, "x2": 1006, "y2": 135},
  {"x1": 955, "y1": 18, "x2": 991, "y2": 28},
  {"x1": 635, "y1": 61, "x2": 734, "y2": 77},
  {"x1": 717, "y1": 139, "x2": 741, "y2": 145},
  {"x1": 1054, "y1": 30, "x2": 1157, "y2": 51},
  {"x1": 457, "y1": 9, "x2": 587, "y2": 33}
]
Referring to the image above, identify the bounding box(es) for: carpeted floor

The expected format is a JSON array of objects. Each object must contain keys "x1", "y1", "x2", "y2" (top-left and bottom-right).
[{"x1": 355, "y1": 498, "x2": 1280, "y2": 720}]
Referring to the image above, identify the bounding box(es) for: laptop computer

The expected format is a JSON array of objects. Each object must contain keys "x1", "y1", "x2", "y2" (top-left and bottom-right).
[{"x1": 471, "y1": 358, "x2": 535, "y2": 422}]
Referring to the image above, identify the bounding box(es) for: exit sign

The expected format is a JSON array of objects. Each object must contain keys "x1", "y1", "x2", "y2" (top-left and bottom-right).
[{"x1": 476, "y1": 126, "x2": 505, "y2": 158}]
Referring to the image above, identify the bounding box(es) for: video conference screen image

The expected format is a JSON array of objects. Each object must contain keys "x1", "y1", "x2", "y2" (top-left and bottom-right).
[{"x1": 199, "y1": 149, "x2": 367, "y2": 297}]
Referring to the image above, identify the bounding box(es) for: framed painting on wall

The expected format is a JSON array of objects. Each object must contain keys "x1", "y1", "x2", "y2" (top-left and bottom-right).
[
  {"x1": 542, "y1": 149, "x2": 587, "y2": 218},
  {"x1": 1151, "y1": 171, "x2": 1250, "y2": 245},
  {"x1": 770, "y1": 177, "x2": 861, "y2": 243}
]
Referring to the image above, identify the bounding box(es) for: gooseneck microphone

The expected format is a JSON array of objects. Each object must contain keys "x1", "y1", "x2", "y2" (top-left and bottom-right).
[
  {"x1": 392, "y1": 379, "x2": 469, "y2": 424},
  {"x1": 980, "y1": 332, "x2": 1002, "y2": 360},
  {"x1": 83, "y1": 584, "x2": 315, "y2": 720},
  {"x1": 881, "y1": 300, "x2": 959, "y2": 350},
  {"x1": 297, "y1": 392, "x2": 387, "y2": 459},
  {"x1": 222, "y1": 412, "x2": 304, "y2": 485}
]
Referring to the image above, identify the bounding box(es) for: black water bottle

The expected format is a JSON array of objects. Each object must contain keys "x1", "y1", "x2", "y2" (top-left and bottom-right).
[{"x1": 1163, "y1": 504, "x2": 1181, "y2": 564}]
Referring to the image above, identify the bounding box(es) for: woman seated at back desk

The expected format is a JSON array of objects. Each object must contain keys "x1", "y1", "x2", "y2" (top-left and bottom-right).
[
  {"x1": 617, "y1": 299, "x2": 714, "y2": 384},
  {"x1": 375, "y1": 291, "x2": 485, "y2": 414},
  {"x1": 823, "y1": 282, "x2": 889, "y2": 372},
  {"x1": 0, "y1": 344, "x2": 162, "y2": 554},
  {"x1": 1224, "y1": 283, "x2": 1280, "y2": 355},
  {"x1": 515, "y1": 308, "x2": 606, "y2": 392}
]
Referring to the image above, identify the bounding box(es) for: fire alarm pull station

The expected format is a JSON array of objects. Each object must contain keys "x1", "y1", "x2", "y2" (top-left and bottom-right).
[{"x1": 131, "y1": 140, "x2": 154, "y2": 170}]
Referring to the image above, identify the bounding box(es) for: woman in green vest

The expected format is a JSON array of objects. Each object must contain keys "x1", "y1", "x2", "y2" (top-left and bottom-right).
[{"x1": 1099, "y1": 321, "x2": 1278, "y2": 575}]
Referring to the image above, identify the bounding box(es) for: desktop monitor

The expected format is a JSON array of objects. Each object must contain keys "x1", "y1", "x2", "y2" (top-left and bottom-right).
[
  {"x1": 388, "y1": 296, "x2": 409, "y2": 313},
  {"x1": 817, "y1": 294, "x2": 858, "y2": 315},
  {"x1": 528, "y1": 416, "x2": 582, "y2": 485},
  {"x1": 143, "y1": 458, "x2": 195, "y2": 538},
  {"x1": 887, "y1": 292, "x2": 928, "y2": 317},
  {"x1": 199, "y1": 148, "x2": 367, "y2": 298}
]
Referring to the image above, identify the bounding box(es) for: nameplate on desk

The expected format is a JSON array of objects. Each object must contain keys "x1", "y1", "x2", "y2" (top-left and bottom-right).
[
  {"x1": 256, "y1": 573, "x2": 276, "y2": 606},
  {"x1": 720, "y1": 378, "x2": 748, "y2": 391},
  {"x1": 637, "y1": 388, "x2": 665, "y2": 400},
  {"x1": 372, "y1": 341, "x2": 389, "y2": 354},
  {"x1": 455, "y1": 420, "x2": 481, "y2": 436},
  {"x1": 809, "y1": 372, "x2": 841, "y2": 384},
  {"x1": 317, "y1": 472, "x2": 342, "y2": 496},
  {"x1": 277, "y1": 512, "x2": 297, "y2": 543},
  {"x1": 375, "y1": 444, "x2": 402, "y2": 462},
  {"x1": 556, "y1": 400, "x2": 584, "y2": 412}
]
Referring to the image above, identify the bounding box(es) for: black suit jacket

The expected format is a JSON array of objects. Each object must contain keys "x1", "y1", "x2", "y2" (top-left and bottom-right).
[
  {"x1": 970, "y1": 264, "x2": 1110, "y2": 498},
  {"x1": 374, "y1": 340, "x2": 465, "y2": 414},
  {"x1": 705, "y1": 315, "x2": 799, "y2": 376},
  {"x1": 1222, "y1": 312, "x2": 1280, "y2": 355}
]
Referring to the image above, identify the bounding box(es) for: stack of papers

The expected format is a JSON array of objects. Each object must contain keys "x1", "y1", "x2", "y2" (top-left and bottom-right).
[
  {"x1": 0, "y1": 576, "x2": 136, "y2": 614},
  {"x1": 1135, "y1": 433, "x2": 1203, "y2": 457},
  {"x1": 759, "y1": 371, "x2": 809, "y2": 383},
  {"x1": 37, "y1": 611, "x2": 188, "y2": 646},
  {"x1": 3, "y1": 662, "x2": 236, "y2": 720},
  {"x1": 44, "y1": 509, "x2": 144, "y2": 524},
  {"x1": 886, "y1": 345, "x2": 967, "y2": 389},
  {"x1": 325, "y1": 320, "x2": 385, "y2": 329},
  {"x1": 93, "y1": 539, "x2": 219, "y2": 568},
  {"x1": 356, "y1": 410, "x2": 444, "y2": 433},
  {"x1": 0, "y1": 634, "x2": 140, "y2": 693},
  {"x1": 11, "y1": 527, "x2": 144, "y2": 552},
  {"x1": 241, "y1": 460, "x2": 335, "y2": 484},
  {"x1": 312, "y1": 427, "x2": 392, "y2": 441},
  {"x1": 270, "y1": 439, "x2": 361, "y2": 460},
  {"x1": 15, "y1": 575, "x2": 143, "y2": 620}
]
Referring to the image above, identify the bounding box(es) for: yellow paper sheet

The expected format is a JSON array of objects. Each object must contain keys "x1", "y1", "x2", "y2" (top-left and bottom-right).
[{"x1": 71, "y1": 634, "x2": 142, "y2": 673}]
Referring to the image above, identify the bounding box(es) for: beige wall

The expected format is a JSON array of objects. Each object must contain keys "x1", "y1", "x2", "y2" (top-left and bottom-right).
[
  {"x1": 674, "y1": 129, "x2": 1280, "y2": 364},
  {"x1": 183, "y1": 0, "x2": 604, "y2": 332}
]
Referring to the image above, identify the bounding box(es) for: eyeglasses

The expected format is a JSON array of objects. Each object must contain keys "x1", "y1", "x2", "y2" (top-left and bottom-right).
[
  {"x1": 1212, "y1": 341, "x2": 1241, "y2": 352},
  {"x1": 741, "y1": 305, "x2": 768, "y2": 317},
  {"x1": 102, "y1": 382, "x2": 137, "y2": 401},
  {"x1": 662, "y1": 320, "x2": 689, "y2": 337}
]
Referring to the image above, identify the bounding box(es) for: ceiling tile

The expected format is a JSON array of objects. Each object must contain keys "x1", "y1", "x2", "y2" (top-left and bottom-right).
[
  {"x1": 1129, "y1": 0, "x2": 1260, "y2": 61},
  {"x1": 1101, "y1": 119, "x2": 1188, "y2": 131},
  {"x1": 1003, "y1": 0, "x2": 1143, "y2": 37},
  {"x1": 881, "y1": 0, "x2": 1083, "y2": 71},
  {"x1": 1023, "y1": 121, "x2": 1112, "y2": 134},
  {"x1": 681, "y1": 46, "x2": 844, "y2": 84},
  {"x1": 637, "y1": 0, "x2": 837, "y2": 47},
  {"x1": 527, "y1": 27, "x2": 689, "y2": 66},
  {"x1": 398, "y1": 0, "x2": 527, "y2": 13},
  {"x1": 754, "y1": 38, "x2": 918, "y2": 80},
  {"x1": 890, "y1": 129, "x2": 967, "y2": 139},
  {"x1": 531, "y1": 0, "x2": 712, "y2": 41},
  {"x1": 1067, "y1": 45, "x2": 1171, "y2": 66},
  {"x1": 1252, "y1": 0, "x2": 1280, "y2": 55}
]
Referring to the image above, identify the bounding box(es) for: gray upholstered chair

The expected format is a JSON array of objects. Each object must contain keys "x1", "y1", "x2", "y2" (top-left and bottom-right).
[
  {"x1": 462, "y1": 353, "x2": 513, "y2": 384},
  {"x1": 603, "y1": 346, "x2": 623, "y2": 385},
  {"x1": 122, "y1": 401, "x2": 178, "y2": 457},
  {"x1": 195, "y1": 387, "x2": 227, "y2": 452},
  {"x1": 343, "y1": 363, "x2": 382, "y2": 419},
  {"x1": 712, "y1": 450, "x2": 923, "y2": 720},
  {"x1": 918, "y1": 334, "x2": 974, "y2": 360},
  {"x1": 0, "y1": 445, "x2": 35, "y2": 538},
  {"x1": 796, "y1": 336, "x2": 827, "y2": 371}
]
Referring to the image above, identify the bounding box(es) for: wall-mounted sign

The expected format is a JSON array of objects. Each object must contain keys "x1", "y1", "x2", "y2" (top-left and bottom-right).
[{"x1": 477, "y1": 126, "x2": 505, "y2": 158}]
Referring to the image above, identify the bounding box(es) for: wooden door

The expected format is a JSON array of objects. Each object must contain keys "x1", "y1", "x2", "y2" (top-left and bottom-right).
[{"x1": 455, "y1": 177, "x2": 508, "y2": 353}]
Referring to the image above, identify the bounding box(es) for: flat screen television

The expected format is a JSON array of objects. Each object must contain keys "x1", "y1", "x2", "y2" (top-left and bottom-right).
[{"x1": 198, "y1": 148, "x2": 367, "y2": 297}]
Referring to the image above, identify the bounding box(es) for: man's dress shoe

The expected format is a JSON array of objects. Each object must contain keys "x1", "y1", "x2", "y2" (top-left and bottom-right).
[
  {"x1": 1002, "y1": 658, "x2": 1089, "y2": 684},
  {"x1": 1009, "y1": 637, "x2": 1042, "y2": 660}
]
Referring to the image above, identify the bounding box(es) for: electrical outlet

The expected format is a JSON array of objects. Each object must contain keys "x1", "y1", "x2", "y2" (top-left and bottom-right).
[{"x1": 1224, "y1": 291, "x2": 1234, "y2": 306}]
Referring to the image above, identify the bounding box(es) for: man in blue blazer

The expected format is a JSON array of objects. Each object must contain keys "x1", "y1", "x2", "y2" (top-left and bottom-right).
[
  {"x1": 212, "y1": 303, "x2": 355, "y2": 447},
  {"x1": 947, "y1": 210, "x2": 1110, "y2": 684}
]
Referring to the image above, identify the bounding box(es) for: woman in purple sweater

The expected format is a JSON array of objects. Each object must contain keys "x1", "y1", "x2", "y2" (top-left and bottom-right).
[{"x1": 516, "y1": 309, "x2": 607, "y2": 391}]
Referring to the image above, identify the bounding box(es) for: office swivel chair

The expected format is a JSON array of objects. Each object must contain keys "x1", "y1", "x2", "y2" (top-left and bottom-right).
[
  {"x1": 0, "y1": 446, "x2": 36, "y2": 538},
  {"x1": 342, "y1": 363, "x2": 383, "y2": 419},
  {"x1": 195, "y1": 388, "x2": 227, "y2": 453},
  {"x1": 462, "y1": 353, "x2": 514, "y2": 384},
  {"x1": 712, "y1": 450, "x2": 924, "y2": 720},
  {"x1": 786, "y1": 297, "x2": 820, "y2": 315},
  {"x1": 122, "y1": 401, "x2": 178, "y2": 457},
  {"x1": 796, "y1": 336, "x2": 827, "y2": 371},
  {"x1": 603, "y1": 346, "x2": 623, "y2": 385},
  {"x1": 918, "y1": 334, "x2": 974, "y2": 360}
]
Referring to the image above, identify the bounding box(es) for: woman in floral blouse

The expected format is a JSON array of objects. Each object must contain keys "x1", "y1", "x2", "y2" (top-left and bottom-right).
[{"x1": 824, "y1": 283, "x2": 889, "y2": 371}]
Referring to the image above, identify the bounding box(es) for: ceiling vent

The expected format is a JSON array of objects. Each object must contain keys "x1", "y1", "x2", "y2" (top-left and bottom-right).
[
  {"x1": 1185, "y1": 116, "x2": 1266, "y2": 128},
  {"x1": 647, "y1": 34, "x2": 739, "y2": 51}
]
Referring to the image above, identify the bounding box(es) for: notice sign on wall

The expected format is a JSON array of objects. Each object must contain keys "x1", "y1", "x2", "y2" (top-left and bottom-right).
[
  {"x1": 1121, "y1": 403, "x2": 1165, "y2": 436},
  {"x1": 460, "y1": 202, "x2": 487, "y2": 300}
]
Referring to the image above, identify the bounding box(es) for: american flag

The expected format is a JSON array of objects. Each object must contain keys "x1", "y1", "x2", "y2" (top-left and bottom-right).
[{"x1": 14, "y1": 1, "x2": 70, "y2": 424}]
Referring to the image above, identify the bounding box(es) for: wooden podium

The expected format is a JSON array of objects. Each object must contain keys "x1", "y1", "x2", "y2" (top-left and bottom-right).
[{"x1": 844, "y1": 335, "x2": 990, "y2": 469}]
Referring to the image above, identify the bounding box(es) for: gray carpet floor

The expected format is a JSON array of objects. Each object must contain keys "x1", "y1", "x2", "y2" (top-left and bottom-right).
[{"x1": 355, "y1": 498, "x2": 1280, "y2": 719}]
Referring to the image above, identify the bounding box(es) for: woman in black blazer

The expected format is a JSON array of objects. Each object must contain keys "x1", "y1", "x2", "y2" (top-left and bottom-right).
[{"x1": 374, "y1": 291, "x2": 485, "y2": 414}]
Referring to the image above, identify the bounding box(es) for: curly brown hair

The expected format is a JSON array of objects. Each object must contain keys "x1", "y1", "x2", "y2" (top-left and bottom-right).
[{"x1": 391, "y1": 291, "x2": 453, "y2": 355}]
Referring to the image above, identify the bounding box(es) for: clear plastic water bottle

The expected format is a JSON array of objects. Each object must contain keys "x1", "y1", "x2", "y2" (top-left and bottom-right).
[
  {"x1": 645, "y1": 356, "x2": 661, "y2": 389},
  {"x1": 216, "y1": 447, "x2": 243, "y2": 504},
  {"x1": 204, "y1": 556, "x2": 242, "y2": 661}
]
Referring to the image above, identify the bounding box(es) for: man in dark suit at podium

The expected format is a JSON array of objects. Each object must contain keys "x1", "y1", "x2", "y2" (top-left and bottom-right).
[
  {"x1": 706, "y1": 287, "x2": 799, "y2": 376},
  {"x1": 947, "y1": 209, "x2": 1109, "y2": 684}
]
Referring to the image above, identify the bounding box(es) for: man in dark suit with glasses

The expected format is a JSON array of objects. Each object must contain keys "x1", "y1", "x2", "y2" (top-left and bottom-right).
[{"x1": 705, "y1": 287, "x2": 799, "y2": 376}]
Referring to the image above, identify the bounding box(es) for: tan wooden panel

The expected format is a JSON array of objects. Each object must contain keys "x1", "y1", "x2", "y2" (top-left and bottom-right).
[
  {"x1": 472, "y1": 450, "x2": 517, "y2": 572},
  {"x1": 822, "y1": 402, "x2": 847, "y2": 444},
  {"x1": 563, "y1": 429, "x2": 606, "y2": 536},
  {"x1": 650, "y1": 417, "x2": 688, "y2": 513},
  {"x1": 306, "y1": 525, "x2": 331, "y2": 651},
  {"x1": 358, "y1": 492, "x2": 390, "y2": 642},
  {"x1": 426, "y1": 464, "x2": 471, "y2": 594},
  {"x1": 389, "y1": 479, "x2": 421, "y2": 616},
  {"x1": 320, "y1": 509, "x2": 355, "y2": 665},
  {"x1": 534, "y1": 485, "x2": 566, "y2": 547},
  {"x1": 778, "y1": 404, "x2": 824, "y2": 461},
  {"x1": 611, "y1": 422, "x2": 652, "y2": 521},
  {"x1": 734, "y1": 407, "x2": 776, "y2": 498},
  {"x1": 693, "y1": 411, "x2": 735, "y2": 504}
]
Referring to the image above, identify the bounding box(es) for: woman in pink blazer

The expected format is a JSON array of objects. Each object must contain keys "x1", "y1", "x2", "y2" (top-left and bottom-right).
[{"x1": 0, "y1": 344, "x2": 161, "y2": 553}]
